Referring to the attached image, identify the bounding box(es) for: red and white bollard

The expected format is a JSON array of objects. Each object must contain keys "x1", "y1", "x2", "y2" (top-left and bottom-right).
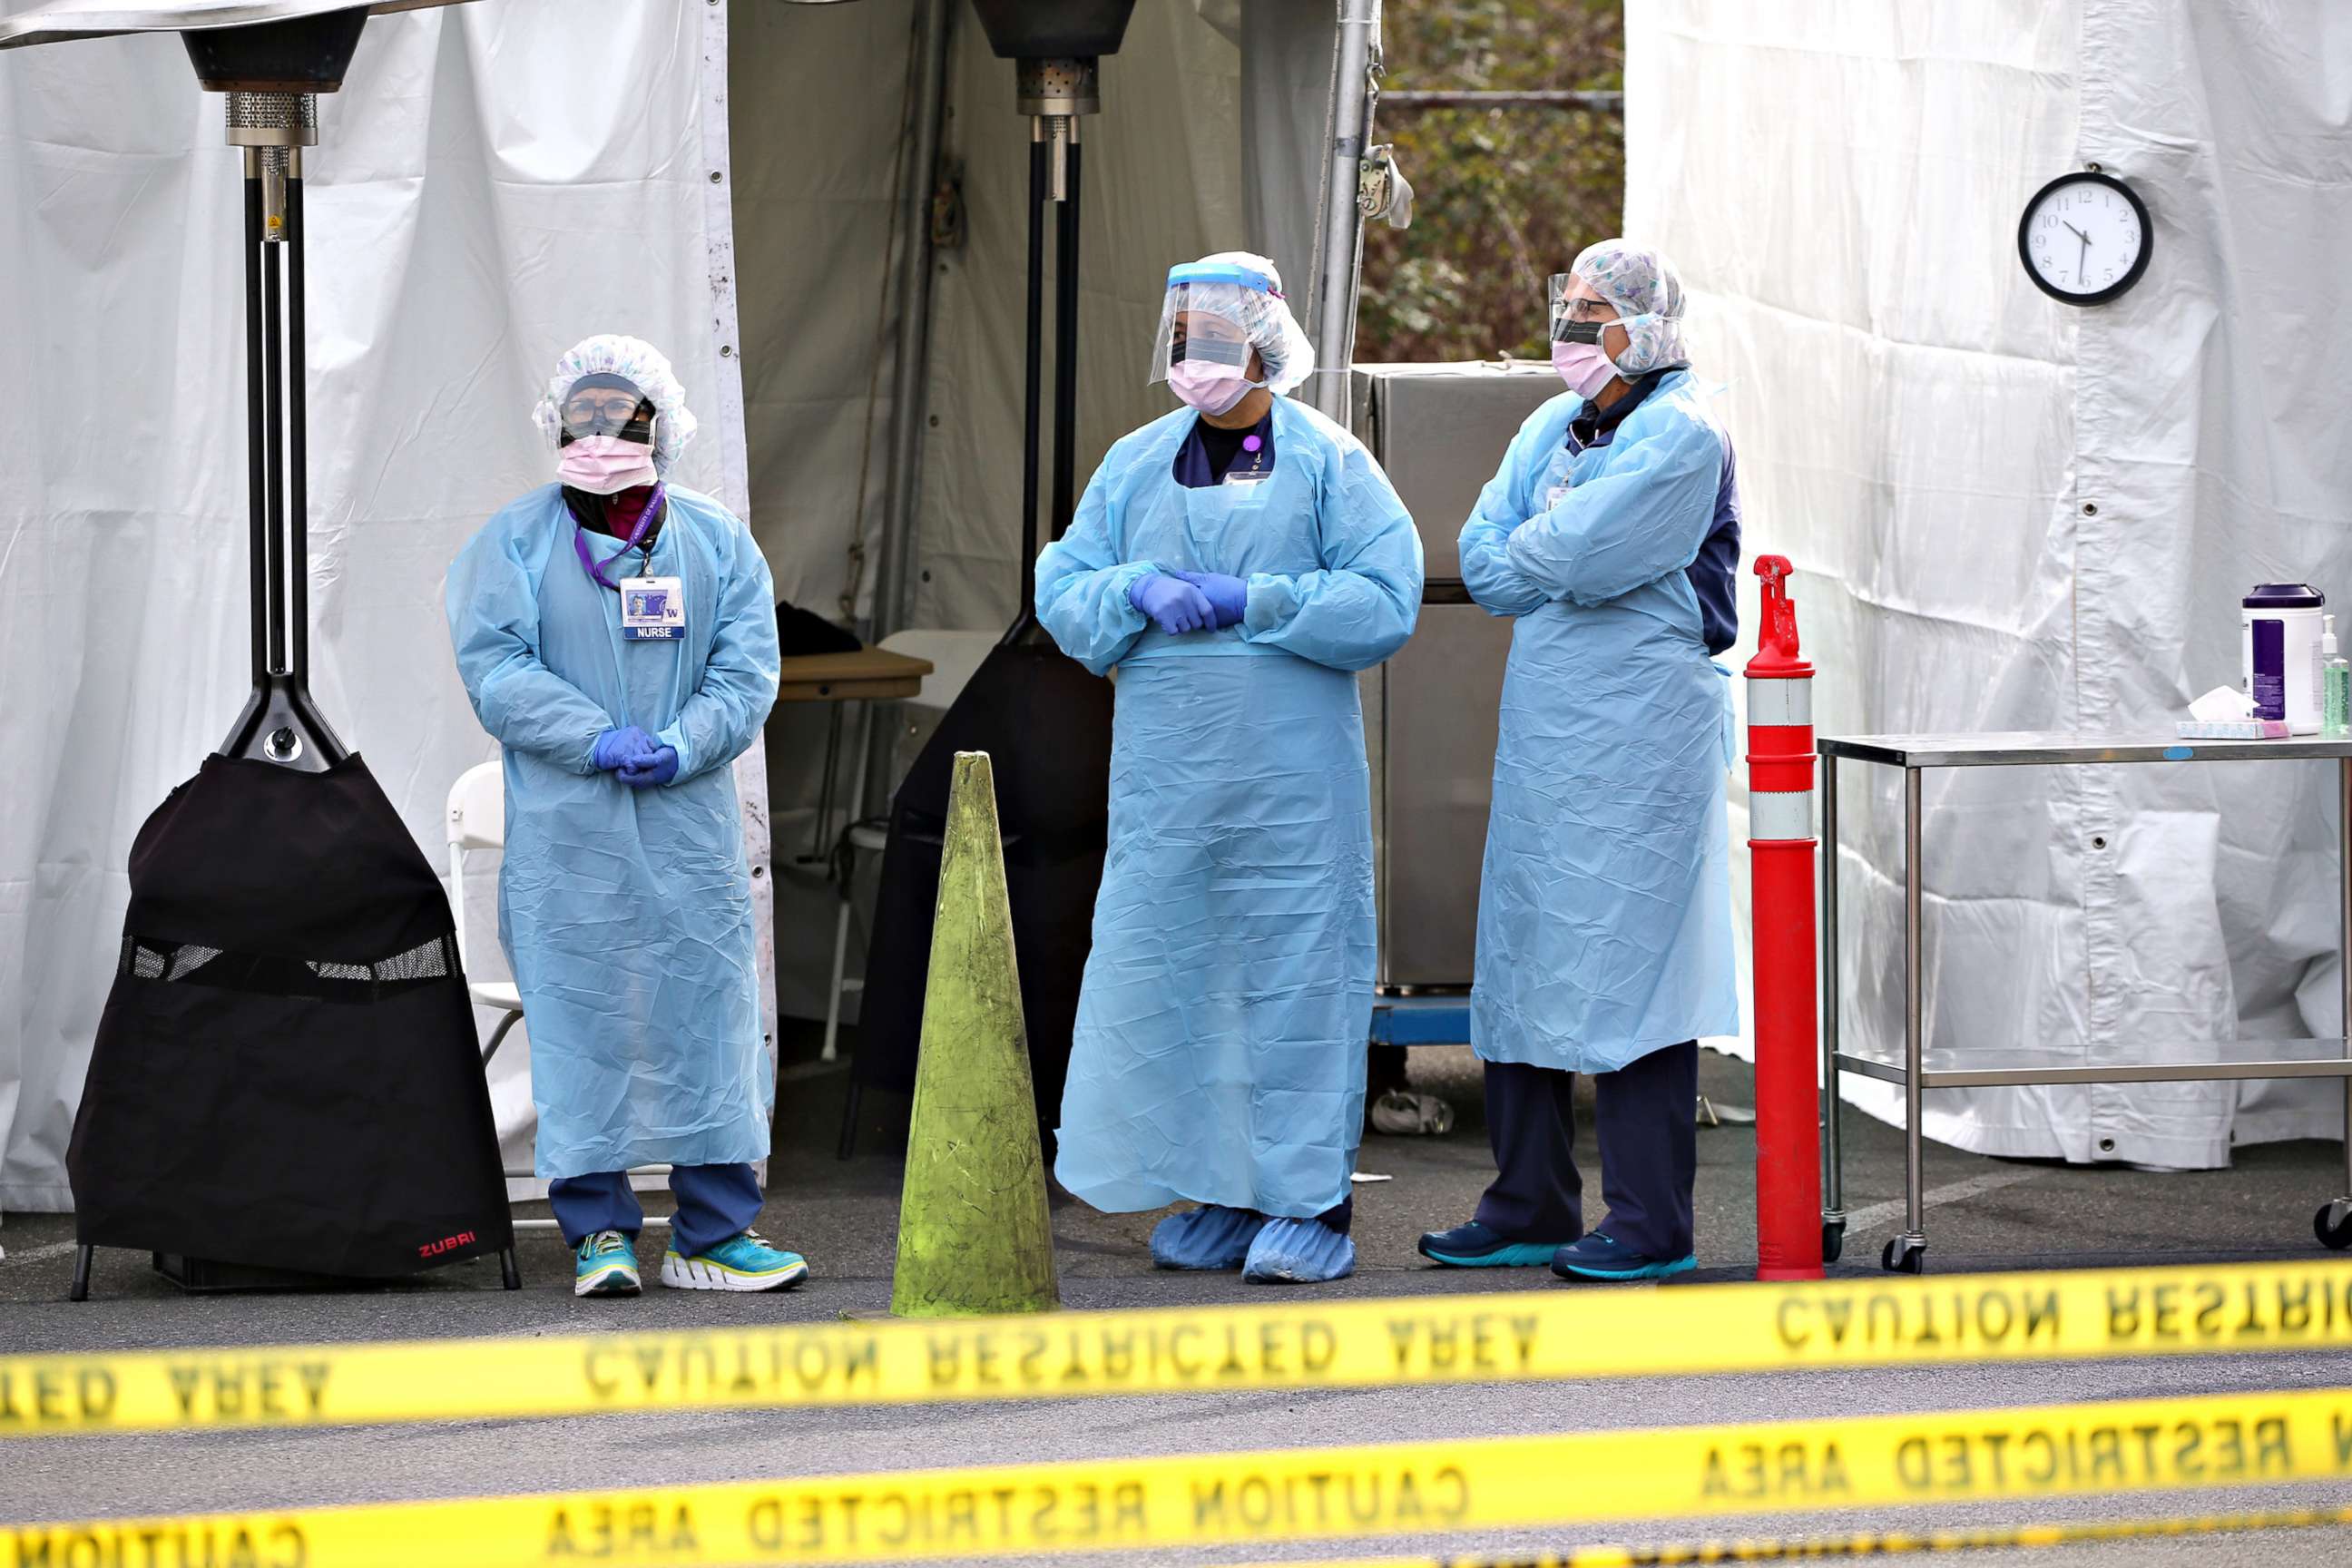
[{"x1": 1746, "y1": 555, "x2": 1823, "y2": 1281}]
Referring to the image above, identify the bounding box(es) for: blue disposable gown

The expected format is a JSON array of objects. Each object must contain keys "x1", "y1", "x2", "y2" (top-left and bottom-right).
[
  {"x1": 1036, "y1": 396, "x2": 1424, "y2": 1218},
  {"x1": 446, "y1": 484, "x2": 780, "y2": 1178},
  {"x1": 1460, "y1": 370, "x2": 1740, "y2": 1075}
]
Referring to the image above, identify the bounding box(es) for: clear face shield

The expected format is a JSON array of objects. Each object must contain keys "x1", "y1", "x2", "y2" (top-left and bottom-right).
[{"x1": 1148, "y1": 263, "x2": 1279, "y2": 387}]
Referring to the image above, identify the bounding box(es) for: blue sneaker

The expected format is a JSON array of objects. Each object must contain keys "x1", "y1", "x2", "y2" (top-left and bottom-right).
[
  {"x1": 662, "y1": 1230, "x2": 808, "y2": 1292},
  {"x1": 1417, "y1": 1220, "x2": 1567, "y2": 1269},
  {"x1": 1551, "y1": 1231, "x2": 1696, "y2": 1282},
  {"x1": 573, "y1": 1230, "x2": 641, "y2": 1298},
  {"x1": 1151, "y1": 1205, "x2": 1267, "y2": 1270},
  {"x1": 1241, "y1": 1218, "x2": 1356, "y2": 1284}
]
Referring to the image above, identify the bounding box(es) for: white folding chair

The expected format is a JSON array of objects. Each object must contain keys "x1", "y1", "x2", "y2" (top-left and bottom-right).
[
  {"x1": 821, "y1": 629, "x2": 999, "y2": 1063},
  {"x1": 446, "y1": 761, "x2": 671, "y2": 1231}
]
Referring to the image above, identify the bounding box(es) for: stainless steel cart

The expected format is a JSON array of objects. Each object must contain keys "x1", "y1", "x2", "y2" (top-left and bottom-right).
[{"x1": 1818, "y1": 731, "x2": 2352, "y2": 1272}]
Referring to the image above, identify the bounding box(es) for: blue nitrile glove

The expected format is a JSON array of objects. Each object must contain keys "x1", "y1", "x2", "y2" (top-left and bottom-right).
[
  {"x1": 1173, "y1": 570, "x2": 1248, "y2": 630},
  {"x1": 593, "y1": 726, "x2": 659, "y2": 772},
  {"x1": 1127, "y1": 571, "x2": 1216, "y2": 635},
  {"x1": 618, "y1": 746, "x2": 681, "y2": 789}
]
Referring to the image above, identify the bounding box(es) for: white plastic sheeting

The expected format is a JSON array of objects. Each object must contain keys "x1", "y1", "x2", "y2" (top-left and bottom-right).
[
  {"x1": 0, "y1": 1, "x2": 758, "y2": 1210},
  {"x1": 1628, "y1": 1, "x2": 2350, "y2": 1167}
]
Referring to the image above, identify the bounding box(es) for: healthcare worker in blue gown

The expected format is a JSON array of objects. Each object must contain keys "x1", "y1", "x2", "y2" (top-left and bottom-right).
[
  {"x1": 447, "y1": 335, "x2": 806, "y2": 1300},
  {"x1": 1418, "y1": 240, "x2": 1741, "y2": 1283},
  {"x1": 1035, "y1": 253, "x2": 1424, "y2": 1284}
]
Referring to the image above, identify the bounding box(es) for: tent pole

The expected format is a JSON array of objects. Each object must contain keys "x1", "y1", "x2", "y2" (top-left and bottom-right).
[
  {"x1": 1306, "y1": 0, "x2": 1379, "y2": 429},
  {"x1": 861, "y1": 0, "x2": 954, "y2": 818}
]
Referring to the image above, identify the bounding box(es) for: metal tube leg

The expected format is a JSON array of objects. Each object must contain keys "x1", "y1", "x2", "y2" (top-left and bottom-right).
[
  {"x1": 285, "y1": 171, "x2": 309, "y2": 681},
  {"x1": 1898, "y1": 766, "x2": 1927, "y2": 1268},
  {"x1": 479, "y1": 1011, "x2": 523, "y2": 1069},
  {"x1": 821, "y1": 897, "x2": 853, "y2": 1063},
  {"x1": 806, "y1": 703, "x2": 845, "y2": 862},
  {"x1": 69, "y1": 1244, "x2": 93, "y2": 1302},
  {"x1": 1048, "y1": 140, "x2": 1083, "y2": 538},
  {"x1": 241, "y1": 171, "x2": 268, "y2": 687},
  {"x1": 1821, "y1": 758, "x2": 1845, "y2": 1228},
  {"x1": 2339, "y1": 757, "x2": 2351, "y2": 1198}
]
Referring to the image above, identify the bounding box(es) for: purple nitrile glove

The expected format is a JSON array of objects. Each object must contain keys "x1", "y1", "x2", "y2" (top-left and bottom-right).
[
  {"x1": 593, "y1": 726, "x2": 659, "y2": 772},
  {"x1": 1173, "y1": 570, "x2": 1248, "y2": 630},
  {"x1": 618, "y1": 745, "x2": 680, "y2": 789},
  {"x1": 1127, "y1": 571, "x2": 1215, "y2": 635}
]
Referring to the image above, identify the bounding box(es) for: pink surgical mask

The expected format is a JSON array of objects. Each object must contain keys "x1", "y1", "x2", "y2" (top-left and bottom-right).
[
  {"x1": 558, "y1": 435, "x2": 658, "y2": 495},
  {"x1": 1169, "y1": 360, "x2": 1255, "y2": 416},
  {"x1": 1551, "y1": 340, "x2": 1619, "y2": 400}
]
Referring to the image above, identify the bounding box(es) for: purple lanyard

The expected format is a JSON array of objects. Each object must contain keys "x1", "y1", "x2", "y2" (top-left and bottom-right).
[{"x1": 571, "y1": 484, "x2": 668, "y2": 592}]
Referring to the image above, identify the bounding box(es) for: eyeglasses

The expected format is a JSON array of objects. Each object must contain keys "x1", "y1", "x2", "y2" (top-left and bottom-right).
[{"x1": 561, "y1": 393, "x2": 657, "y2": 443}]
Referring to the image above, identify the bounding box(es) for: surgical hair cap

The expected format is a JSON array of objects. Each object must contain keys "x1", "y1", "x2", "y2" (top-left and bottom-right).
[
  {"x1": 533, "y1": 334, "x2": 700, "y2": 475},
  {"x1": 1160, "y1": 250, "x2": 1318, "y2": 397},
  {"x1": 1570, "y1": 240, "x2": 1690, "y2": 377}
]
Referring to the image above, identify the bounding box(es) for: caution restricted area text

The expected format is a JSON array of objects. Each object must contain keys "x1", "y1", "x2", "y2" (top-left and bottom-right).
[
  {"x1": 10, "y1": 1260, "x2": 2352, "y2": 1436},
  {"x1": 11, "y1": 1386, "x2": 2352, "y2": 1565}
]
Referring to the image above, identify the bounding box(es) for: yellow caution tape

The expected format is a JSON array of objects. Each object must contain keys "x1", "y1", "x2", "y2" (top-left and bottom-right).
[
  {"x1": 10, "y1": 1258, "x2": 2352, "y2": 1436},
  {"x1": 1230, "y1": 1504, "x2": 2352, "y2": 1566},
  {"x1": 8, "y1": 1386, "x2": 2352, "y2": 1565}
]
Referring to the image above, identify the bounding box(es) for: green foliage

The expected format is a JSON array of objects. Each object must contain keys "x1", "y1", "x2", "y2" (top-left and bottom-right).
[{"x1": 1358, "y1": 0, "x2": 1625, "y2": 364}]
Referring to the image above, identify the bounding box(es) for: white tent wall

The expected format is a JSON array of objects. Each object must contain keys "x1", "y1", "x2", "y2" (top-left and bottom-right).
[
  {"x1": 0, "y1": 0, "x2": 757, "y2": 1210},
  {"x1": 1627, "y1": 1, "x2": 2350, "y2": 1168}
]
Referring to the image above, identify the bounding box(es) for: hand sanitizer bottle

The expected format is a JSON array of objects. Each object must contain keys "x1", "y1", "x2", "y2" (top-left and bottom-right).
[{"x1": 2326, "y1": 614, "x2": 2350, "y2": 740}]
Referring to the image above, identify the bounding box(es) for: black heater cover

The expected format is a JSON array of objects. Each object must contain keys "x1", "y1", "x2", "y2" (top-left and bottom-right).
[
  {"x1": 966, "y1": 0, "x2": 1137, "y2": 58},
  {"x1": 68, "y1": 754, "x2": 514, "y2": 1278}
]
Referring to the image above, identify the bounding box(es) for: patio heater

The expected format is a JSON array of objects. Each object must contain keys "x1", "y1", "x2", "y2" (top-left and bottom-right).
[
  {"x1": 0, "y1": 0, "x2": 514, "y2": 1298},
  {"x1": 845, "y1": 0, "x2": 1135, "y2": 1157}
]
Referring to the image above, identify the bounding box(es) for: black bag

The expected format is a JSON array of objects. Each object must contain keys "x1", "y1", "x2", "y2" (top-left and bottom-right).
[{"x1": 68, "y1": 752, "x2": 513, "y2": 1279}]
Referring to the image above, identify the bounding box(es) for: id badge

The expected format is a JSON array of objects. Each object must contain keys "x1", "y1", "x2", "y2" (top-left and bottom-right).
[
  {"x1": 1225, "y1": 468, "x2": 1272, "y2": 487},
  {"x1": 621, "y1": 575, "x2": 687, "y2": 642},
  {"x1": 1544, "y1": 483, "x2": 1573, "y2": 510}
]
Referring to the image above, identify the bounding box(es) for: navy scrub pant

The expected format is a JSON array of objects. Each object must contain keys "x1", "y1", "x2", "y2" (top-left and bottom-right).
[
  {"x1": 1473, "y1": 1042, "x2": 1698, "y2": 1260},
  {"x1": 550, "y1": 1163, "x2": 764, "y2": 1259}
]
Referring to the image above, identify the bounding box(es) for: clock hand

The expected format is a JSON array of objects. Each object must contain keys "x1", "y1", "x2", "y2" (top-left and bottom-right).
[
  {"x1": 2063, "y1": 221, "x2": 2090, "y2": 244},
  {"x1": 2077, "y1": 231, "x2": 2089, "y2": 279}
]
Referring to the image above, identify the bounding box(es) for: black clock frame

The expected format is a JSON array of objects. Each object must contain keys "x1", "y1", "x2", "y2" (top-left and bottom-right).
[{"x1": 2019, "y1": 169, "x2": 2152, "y2": 307}]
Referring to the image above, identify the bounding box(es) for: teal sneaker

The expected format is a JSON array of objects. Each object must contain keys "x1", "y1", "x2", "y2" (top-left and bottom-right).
[
  {"x1": 573, "y1": 1230, "x2": 642, "y2": 1298},
  {"x1": 1417, "y1": 1220, "x2": 1567, "y2": 1269},
  {"x1": 662, "y1": 1230, "x2": 808, "y2": 1292},
  {"x1": 1551, "y1": 1231, "x2": 1697, "y2": 1282}
]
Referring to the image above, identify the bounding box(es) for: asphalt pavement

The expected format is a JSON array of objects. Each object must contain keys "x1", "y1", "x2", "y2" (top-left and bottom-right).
[{"x1": 5, "y1": 1041, "x2": 2352, "y2": 1566}]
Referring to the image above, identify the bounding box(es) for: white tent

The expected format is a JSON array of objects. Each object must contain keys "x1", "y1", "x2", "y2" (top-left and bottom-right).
[
  {"x1": 0, "y1": 0, "x2": 1339, "y2": 1210},
  {"x1": 1629, "y1": 0, "x2": 2351, "y2": 1168}
]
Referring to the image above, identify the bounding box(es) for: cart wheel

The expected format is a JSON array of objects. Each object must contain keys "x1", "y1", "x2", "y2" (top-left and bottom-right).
[
  {"x1": 499, "y1": 1248, "x2": 523, "y2": 1290},
  {"x1": 1821, "y1": 1217, "x2": 1847, "y2": 1266},
  {"x1": 1881, "y1": 1234, "x2": 1926, "y2": 1275},
  {"x1": 2314, "y1": 1200, "x2": 2352, "y2": 1251}
]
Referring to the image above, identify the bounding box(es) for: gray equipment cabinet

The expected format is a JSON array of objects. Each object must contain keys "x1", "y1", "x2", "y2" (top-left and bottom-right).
[
  {"x1": 1353, "y1": 363, "x2": 1562, "y2": 998},
  {"x1": 1818, "y1": 731, "x2": 2352, "y2": 1273}
]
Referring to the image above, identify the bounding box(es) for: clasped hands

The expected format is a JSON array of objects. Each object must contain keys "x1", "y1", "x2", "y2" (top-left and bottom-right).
[
  {"x1": 592, "y1": 725, "x2": 680, "y2": 789},
  {"x1": 1128, "y1": 569, "x2": 1248, "y2": 636}
]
